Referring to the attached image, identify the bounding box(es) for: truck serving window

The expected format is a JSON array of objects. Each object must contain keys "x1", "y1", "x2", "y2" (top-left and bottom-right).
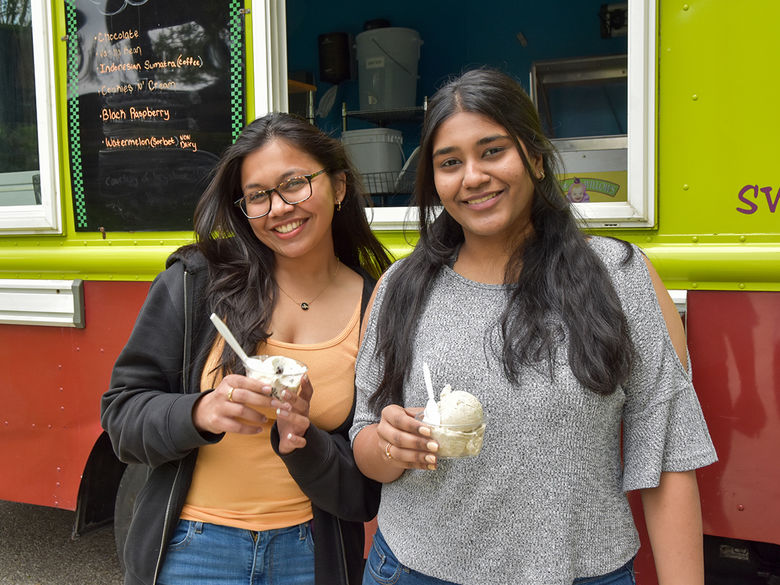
[
  {"x1": 310, "y1": 0, "x2": 656, "y2": 231},
  {"x1": 527, "y1": 0, "x2": 656, "y2": 229}
]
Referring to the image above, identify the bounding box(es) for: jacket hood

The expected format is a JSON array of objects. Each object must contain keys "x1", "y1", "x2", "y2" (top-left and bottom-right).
[{"x1": 166, "y1": 243, "x2": 208, "y2": 273}]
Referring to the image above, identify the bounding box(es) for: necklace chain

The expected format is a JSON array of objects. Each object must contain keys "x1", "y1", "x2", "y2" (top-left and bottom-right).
[{"x1": 277, "y1": 260, "x2": 340, "y2": 311}]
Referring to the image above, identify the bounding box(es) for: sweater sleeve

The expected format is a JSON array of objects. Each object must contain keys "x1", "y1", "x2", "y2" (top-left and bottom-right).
[
  {"x1": 608, "y1": 242, "x2": 718, "y2": 491},
  {"x1": 100, "y1": 263, "x2": 221, "y2": 469}
]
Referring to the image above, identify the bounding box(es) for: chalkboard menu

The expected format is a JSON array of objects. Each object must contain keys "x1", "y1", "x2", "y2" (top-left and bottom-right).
[{"x1": 64, "y1": 0, "x2": 245, "y2": 231}]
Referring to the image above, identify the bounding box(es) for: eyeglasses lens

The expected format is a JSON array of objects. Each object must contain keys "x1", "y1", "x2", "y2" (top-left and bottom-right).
[{"x1": 242, "y1": 175, "x2": 312, "y2": 218}]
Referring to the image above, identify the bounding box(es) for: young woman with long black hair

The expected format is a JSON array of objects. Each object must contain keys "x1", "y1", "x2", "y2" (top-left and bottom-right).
[{"x1": 350, "y1": 69, "x2": 716, "y2": 585}]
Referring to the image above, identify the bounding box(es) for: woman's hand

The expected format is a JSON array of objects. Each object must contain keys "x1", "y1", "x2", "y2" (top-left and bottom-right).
[
  {"x1": 353, "y1": 405, "x2": 439, "y2": 483},
  {"x1": 192, "y1": 374, "x2": 272, "y2": 435},
  {"x1": 273, "y1": 375, "x2": 313, "y2": 454},
  {"x1": 378, "y1": 405, "x2": 439, "y2": 471}
]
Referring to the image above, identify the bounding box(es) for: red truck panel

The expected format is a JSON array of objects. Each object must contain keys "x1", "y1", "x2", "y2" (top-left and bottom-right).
[
  {"x1": 0, "y1": 281, "x2": 149, "y2": 509},
  {"x1": 688, "y1": 290, "x2": 780, "y2": 547}
]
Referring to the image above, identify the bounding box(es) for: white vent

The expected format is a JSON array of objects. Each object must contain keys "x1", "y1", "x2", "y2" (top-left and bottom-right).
[{"x1": 0, "y1": 279, "x2": 85, "y2": 328}]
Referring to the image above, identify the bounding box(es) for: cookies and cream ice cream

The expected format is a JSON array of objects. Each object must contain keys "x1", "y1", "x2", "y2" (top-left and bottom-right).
[
  {"x1": 245, "y1": 355, "x2": 307, "y2": 399},
  {"x1": 422, "y1": 385, "x2": 485, "y2": 457}
]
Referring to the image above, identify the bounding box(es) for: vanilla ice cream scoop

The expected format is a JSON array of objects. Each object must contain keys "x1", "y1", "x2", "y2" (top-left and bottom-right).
[
  {"x1": 245, "y1": 355, "x2": 307, "y2": 399},
  {"x1": 437, "y1": 385, "x2": 484, "y2": 427},
  {"x1": 421, "y1": 384, "x2": 485, "y2": 458}
]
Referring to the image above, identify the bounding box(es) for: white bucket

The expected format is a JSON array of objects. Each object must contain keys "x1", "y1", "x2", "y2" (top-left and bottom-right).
[
  {"x1": 356, "y1": 27, "x2": 422, "y2": 111},
  {"x1": 341, "y1": 128, "x2": 404, "y2": 193}
]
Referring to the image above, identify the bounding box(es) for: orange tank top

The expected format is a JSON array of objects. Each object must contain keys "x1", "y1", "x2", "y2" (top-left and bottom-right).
[{"x1": 180, "y1": 298, "x2": 360, "y2": 531}]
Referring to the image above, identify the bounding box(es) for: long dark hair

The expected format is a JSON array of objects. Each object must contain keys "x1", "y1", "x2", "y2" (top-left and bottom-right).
[
  {"x1": 369, "y1": 68, "x2": 634, "y2": 412},
  {"x1": 194, "y1": 112, "x2": 392, "y2": 375}
]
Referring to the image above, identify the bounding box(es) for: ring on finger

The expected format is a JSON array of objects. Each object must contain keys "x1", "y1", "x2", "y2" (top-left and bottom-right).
[
  {"x1": 384, "y1": 442, "x2": 393, "y2": 460},
  {"x1": 226, "y1": 386, "x2": 235, "y2": 402}
]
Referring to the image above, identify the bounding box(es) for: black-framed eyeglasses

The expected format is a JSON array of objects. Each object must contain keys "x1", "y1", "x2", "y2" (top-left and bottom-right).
[{"x1": 234, "y1": 168, "x2": 328, "y2": 219}]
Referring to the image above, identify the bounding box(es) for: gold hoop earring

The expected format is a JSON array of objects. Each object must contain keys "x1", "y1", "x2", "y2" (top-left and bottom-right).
[
  {"x1": 336, "y1": 200, "x2": 342, "y2": 212},
  {"x1": 537, "y1": 170, "x2": 545, "y2": 180}
]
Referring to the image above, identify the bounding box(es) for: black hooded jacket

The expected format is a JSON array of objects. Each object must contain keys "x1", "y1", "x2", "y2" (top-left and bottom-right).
[{"x1": 101, "y1": 245, "x2": 380, "y2": 585}]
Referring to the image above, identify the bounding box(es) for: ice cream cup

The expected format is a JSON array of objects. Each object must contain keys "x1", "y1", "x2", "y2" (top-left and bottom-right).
[
  {"x1": 244, "y1": 355, "x2": 308, "y2": 400},
  {"x1": 415, "y1": 411, "x2": 486, "y2": 458}
]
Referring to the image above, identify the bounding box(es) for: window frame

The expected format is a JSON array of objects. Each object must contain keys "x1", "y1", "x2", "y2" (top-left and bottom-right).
[
  {"x1": 251, "y1": 0, "x2": 288, "y2": 117},
  {"x1": 0, "y1": 0, "x2": 62, "y2": 235}
]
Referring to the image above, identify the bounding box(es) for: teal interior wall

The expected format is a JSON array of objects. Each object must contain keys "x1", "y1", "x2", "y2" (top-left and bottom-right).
[{"x1": 285, "y1": 0, "x2": 627, "y2": 157}]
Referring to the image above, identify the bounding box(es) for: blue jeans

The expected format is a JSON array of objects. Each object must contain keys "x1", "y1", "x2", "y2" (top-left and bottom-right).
[
  {"x1": 572, "y1": 558, "x2": 635, "y2": 584},
  {"x1": 363, "y1": 529, "x2": 458, "y2": 585},
  {"x1": 363, "y1": 528, "x2": 635, "y2": 585},
  {"x1": 157, "y1": 519, "x2": 315, "y2": 585}
]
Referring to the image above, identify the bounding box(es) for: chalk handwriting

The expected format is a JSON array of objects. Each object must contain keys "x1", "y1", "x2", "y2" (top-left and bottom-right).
[
  {"x1": 99, "y1": 62, "x2": 142, "y2": 74},
  {"x1": 100, "y1": 107, "x2": 171, "y2": 122},
  {"x1": 148, "y1": 79, "x2": 177, "y2": 91},
  {"x1": 179, "y1": 134, "x2": 198, "y2": 152},
  {"x1": 104, "y1": 136, "x2": 177, "y2": 149},
  {"x1": 102, "y1": 134, "x2": 198, "y2": 152},
  {"x1": 100, "y1": 84, "x2": 134, "y2": 96},
  {"x1": 96, "y1": 29, "x2": 140, "y2": 43},
  {"x1": 143, "y1": 55, "x2": 203, "y2": 70}
]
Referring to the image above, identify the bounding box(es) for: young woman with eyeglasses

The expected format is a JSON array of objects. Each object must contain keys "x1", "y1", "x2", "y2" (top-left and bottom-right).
[{"x1": 102, "y1": 112, "x2": 392, "y2": 585}]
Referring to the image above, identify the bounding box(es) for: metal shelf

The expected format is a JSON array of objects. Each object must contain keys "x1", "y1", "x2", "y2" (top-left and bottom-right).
[
  {"x1": 341, "y1": 99, "x2": 427, "y2": 130},
  {"x1": 359, "y1": 170, "x2": 415, "y2": 195}
]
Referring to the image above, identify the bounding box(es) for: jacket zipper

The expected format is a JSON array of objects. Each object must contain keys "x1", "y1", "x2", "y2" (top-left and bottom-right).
[
  {"x1": 152, "y1": 462, "x2": 183, "y2": 584},
  {"x1": 336, "y1": 518, "x2": 350, "y2": 585},
  {"x1": 152, "y1": 268, "x2": 192, "y2": 584}
]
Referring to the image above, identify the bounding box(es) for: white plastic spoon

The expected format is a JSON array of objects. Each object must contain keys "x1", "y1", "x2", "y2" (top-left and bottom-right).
[
  {"x1": 209, "y1": 313, "x2": 307, "y2": 377},
  {"x1": 422, "y1": 362, "x2": 440, "y2": 424},
  {"x1": 209, "y1": 313, "x2": 253, "y2": 367}
]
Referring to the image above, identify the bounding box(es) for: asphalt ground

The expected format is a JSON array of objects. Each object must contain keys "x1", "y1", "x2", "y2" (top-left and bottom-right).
[{"x1": 0, "y1": 500, "x2": 123, "y2": 585}]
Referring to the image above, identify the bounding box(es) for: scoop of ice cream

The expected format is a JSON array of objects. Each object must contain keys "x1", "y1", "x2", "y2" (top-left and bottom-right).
[
  {"x1": 437, "y1": 385, "x2": 484, "y2": 428},
  {"x1": 245, "y1": 355, "x2": 306, "y2": 399},
  {"x1": 421, "y1": 385, "x2": 485, "y2": 458},
  {"x1": 244, "y1": 356, "x2": 274, "y2": 379}
]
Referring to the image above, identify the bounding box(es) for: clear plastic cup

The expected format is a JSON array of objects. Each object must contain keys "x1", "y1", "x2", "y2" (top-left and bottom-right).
[
  {"x1": 244, "y1": 355, "x2": 307, "y2": 400},
  {"x1": 416, "y1": 411, "x2": 486, "y2": 458}
]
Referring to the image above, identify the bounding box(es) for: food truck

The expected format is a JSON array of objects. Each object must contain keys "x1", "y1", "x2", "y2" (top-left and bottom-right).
[{"x1": 0, "y1": 0, "x2": 777, "y2": 582}]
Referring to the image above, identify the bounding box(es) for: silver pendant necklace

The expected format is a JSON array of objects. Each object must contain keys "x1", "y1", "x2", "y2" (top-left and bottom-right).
[{"x1": 277, "y1": 260, "x2": 340, "y2": 311}]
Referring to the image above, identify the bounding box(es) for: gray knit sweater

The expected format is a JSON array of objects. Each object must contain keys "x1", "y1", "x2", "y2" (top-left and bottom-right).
[{"x1": 350, "y1": 236, "x2": 717, "y2": 585}]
